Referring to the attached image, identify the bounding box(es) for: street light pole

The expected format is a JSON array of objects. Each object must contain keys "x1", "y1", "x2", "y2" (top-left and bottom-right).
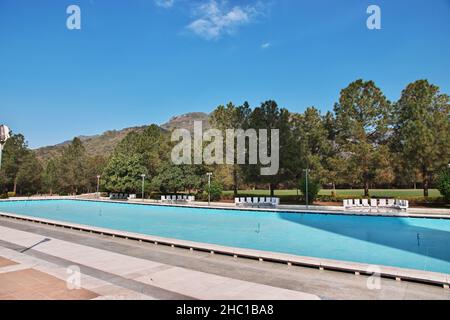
[
  {"x1": 96, "y1": 175, "x2": 101, "y2": 198},
  {"x1": 303, "y1": 169, "x2": 310, "y2": 209},
  {"x1": 141, "y1": 174, "x2": 146, "y2": 202},
  {"x1": 207, "y1": 172, "x2": 212, "y2": 206}
]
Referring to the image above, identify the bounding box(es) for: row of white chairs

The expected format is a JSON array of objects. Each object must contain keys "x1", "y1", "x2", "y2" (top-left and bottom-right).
[
  {"x1": 235, "y1": 197, "x2": 280, "y2": 208},
  {"x1": 161, "y1": 195, "x2": 195, "y2": 203},
  {"x1": 343, "y1": 199, "x2": 409, "y2": 210},
  {"x1": 109, "y1": 193, "x2": 133, "y2": 200}
]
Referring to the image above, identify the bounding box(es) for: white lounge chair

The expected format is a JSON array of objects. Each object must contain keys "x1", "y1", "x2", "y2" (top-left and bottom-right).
[
  {"x1": 362, "y1": 199, "x2": 370, "y2": 207},
  {"x1": 400, "y1": 200, "x2": 409, "y2": 210},
  {"x1": 344, "y1": 199, "x2": 353, "y2": 209},
  {"x1": 188, "y1": 196, "x2": 195, "y2": 202},
  {"x1": 387, "y1": 199, "x2": 395, "y2": 208},
  {"x1": 379, "y1": 199, "x2": 387, "y2": 207},
  {"x1": 354, "y1": 199, "x2": 362, "y2": 207},
  {"x1": 370, "y1": 199, "x2": 378, "y2": 208},
  {"x1": 396, "y1": 199, "x2": 409, "y2": 210},
  {"x1": 270, "y1": 197, "x2": 280, "y2": 207},
  {"x1": 235, "y1": 198, "x2": 240, "y2": 206}
]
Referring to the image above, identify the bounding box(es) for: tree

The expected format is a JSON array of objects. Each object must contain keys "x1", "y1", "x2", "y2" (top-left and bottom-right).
[
  {"x1": 334, "y1": 80, "x2": 392, "y2": 196},
  {"x1": 152, "y1": 163, "x2": 205, "y2": 194},
  {"x1": 206, "y1": 181, "x2": 223, "y2": 201},
  {"x1": 392, "y1": 80, "x2": 450, "y2": 196},
  {"x1": 291, "y1": 107, "x2": 333, "y2": 183},
  {"x1": 210, "y1": 102, "x2": 251, "y2": 195},
  {"x1": 42, "y1": 158, "x2": 59, "y2": 195},
  {"x1": 114, "y1": 125, "x2": 170, "y2": 178},
  {"x1": 15, "y1": 152, "x2": 42, "y2": 195},
  {"x1": 437, "y1": 168, "x2": 450, "y2": 202},
  {"x1": 0, "y1": 134, "x2": 30, "y2": 194},
  {"x1": 243, "y1": 100, "x2": 297, "y2": 196},
  {"x1": 298, "y1": 174, "x2": 321, "y2": 204},
  {"x1": 85, "y1": 155, "x2": 108, "y2": 192},
  {"x1": 57, "y1": 138, "x2": 88, "y2": 194},
  {"x1": 102, "y1": 153, "x2": 148, "y2": 193},
  {"x1": 437, "y1": 169, "x2": 450, "y2": 202},
  {"x1": 0, "y1": 133, "x2": 42, "y2": 195}
]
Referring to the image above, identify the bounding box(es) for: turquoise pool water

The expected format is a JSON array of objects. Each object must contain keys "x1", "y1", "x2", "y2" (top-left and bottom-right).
[{"x1": 0, "y1": 200, "x2": 449, "y2": 274}]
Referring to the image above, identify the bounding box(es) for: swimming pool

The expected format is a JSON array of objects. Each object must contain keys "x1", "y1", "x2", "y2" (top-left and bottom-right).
[{"x1": 0, "y1": 200, "x2": 449, "y2": 274}]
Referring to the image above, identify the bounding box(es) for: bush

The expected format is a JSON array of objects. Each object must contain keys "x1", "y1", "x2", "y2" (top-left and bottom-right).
[
  {"x1": 0, "y1": 193, "x2": 8, "y2": 199},
  {"x1": 206, "y1": 182, "x2": 223, "y2": 201},
  {"x1": 437, "y1": 169, "x2": 450, "y2": 202},
  {"x1": 298, "y1": 177, "x2": 321, "y2": 204},
  {"x1": 7, "y1": 192, "x2": 16, "y2": 197}
]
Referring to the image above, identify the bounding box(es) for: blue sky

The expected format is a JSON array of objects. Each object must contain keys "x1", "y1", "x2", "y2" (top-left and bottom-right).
[{"x1": 0, "y1": 0, "x2": 449, "y2": 148}]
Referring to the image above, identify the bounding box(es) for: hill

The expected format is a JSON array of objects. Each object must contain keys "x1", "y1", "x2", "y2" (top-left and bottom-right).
[{"x1": 34, "y1": 112, "x2": 210, "y2": 161}]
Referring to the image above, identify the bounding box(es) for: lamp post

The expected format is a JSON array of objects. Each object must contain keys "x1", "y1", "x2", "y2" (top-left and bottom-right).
[
  {"x1": 206, "y1": 172, "x2": 212, "y2": 206},
  {"x1": 141, "y1": 174, "x2": 146, "y2": 202},
  {"x1": 303, "y1": 169, "x2": 310, "y2": 209},
  {"x1": 96, "y1": 175, "x2": 101, "y2": 198},
  {"x1": 0, "y1": 125, "x2": 11, "y2": 170}
]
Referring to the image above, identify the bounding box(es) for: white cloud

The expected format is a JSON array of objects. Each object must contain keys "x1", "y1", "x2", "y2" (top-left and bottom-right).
[
  {"x1": 154, "y1": 0, "x2": 175, "y2": 8},
  {"x1": 261, "y1": 42, "x2": 271, "y2": 49},
  {"x1": 187, "y1": 0, "x2": 265, "y2": 40}
]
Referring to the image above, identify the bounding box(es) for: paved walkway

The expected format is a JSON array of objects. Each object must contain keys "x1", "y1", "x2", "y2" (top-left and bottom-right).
[
  {"x1": 0, "y1": 220, "x2": 319, "y2": 300},
  {"x1": 1, "y1": 218, "x2": 449, "y2": 300},
  {"x1": 0, "y1": 268, "x2": 98, "y2": 300}
]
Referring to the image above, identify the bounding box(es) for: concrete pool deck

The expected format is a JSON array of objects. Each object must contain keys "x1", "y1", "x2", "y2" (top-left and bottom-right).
[
  {"x1": 0, "y1": 217, "x2": 449, "y2": 300},
  {"x1": 0, "y1": 197, "x2": 450, "y2": 289},
  {"x1": 0, "y1": 207, "x2": 449, "y2": 291},
  {"x1": 0, "y1": 220, "x2": 318, "y2": 300}
]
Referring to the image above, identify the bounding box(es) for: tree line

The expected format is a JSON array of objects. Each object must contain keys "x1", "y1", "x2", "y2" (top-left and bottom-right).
[{"x1": 1, "y1": 79, "x2": 449, "y2": 199}]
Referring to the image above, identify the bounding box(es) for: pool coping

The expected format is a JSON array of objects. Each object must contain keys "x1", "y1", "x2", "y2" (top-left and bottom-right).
[{"x1": 0, "y1": 210, "x2": 449, "y2": 289}]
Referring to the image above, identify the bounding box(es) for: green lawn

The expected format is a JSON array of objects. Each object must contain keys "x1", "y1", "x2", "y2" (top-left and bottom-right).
[{"x1": 223, "y1": 189, "x2": 442, "y2": 198}]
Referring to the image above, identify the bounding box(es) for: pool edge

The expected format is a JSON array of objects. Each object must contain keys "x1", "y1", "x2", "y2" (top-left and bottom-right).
[{"x1": 0, "y1": 209, "x2": 449, "y2": 289}]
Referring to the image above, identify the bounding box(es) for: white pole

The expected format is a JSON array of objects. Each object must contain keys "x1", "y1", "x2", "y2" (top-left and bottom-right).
[
  {"x1": 207, "y1": 172, "x2": 212, "y2": 206},
  {"x1": 141, "y1": 174, "x2": 146, "y2": 201},
  {"x1": 303, "y1": 169, "x2": 309, "y2": 209},
  {"x1": 0, "y1": 143, "x2": 3, "y2": 171},
  {"x1": 96, "y1": 175, "x2": 101, "y2": 198}
]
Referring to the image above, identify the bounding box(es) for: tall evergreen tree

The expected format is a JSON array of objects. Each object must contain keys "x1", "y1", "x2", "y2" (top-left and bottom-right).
[
  {"x1": 0, "y1": 133, "x2": 42, "y2": 195},
  {"x1": 392, "y1": 80, "x2": 450, "y2": 196},
  {"x1": 102, "y1": 153, "x2": 148, "y2": 194},
  {"x1": 58, "y1": 138, "x2": 88, "y2": 194},
  {"x1": 210, "y1": 102, "x2": 251, "y2": 195},
  {"x1": 334, "y1": 80, "x2": 392, "y2": 196},
  {"x1": 244, "y1": 100, "x2": 296, "y2": 196},
  {"x1": 291, "y1": 107, "x2": 332, "y2": 183}
]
